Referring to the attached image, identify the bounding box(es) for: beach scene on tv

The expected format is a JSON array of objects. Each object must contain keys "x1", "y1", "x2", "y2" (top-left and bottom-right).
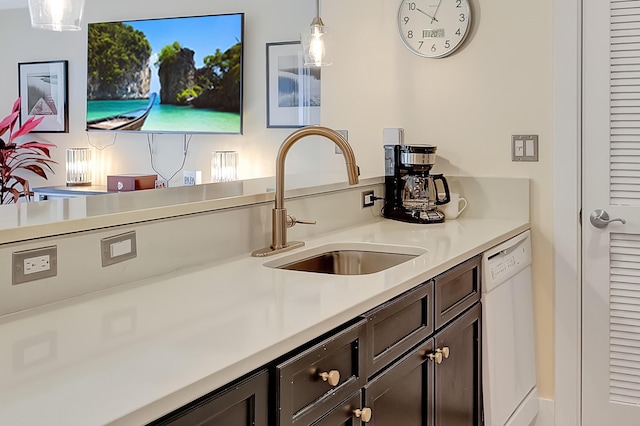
[{"x1": 86, "y1": 14, "x2": 243, "y2": 133}]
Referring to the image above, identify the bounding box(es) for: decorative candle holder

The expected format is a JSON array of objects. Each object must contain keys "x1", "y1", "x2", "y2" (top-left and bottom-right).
[
  {"x1": 66, "y1": 148, "x2": 92, "y2": 186},
  {"x1": 211, "y1": 151, "x2": 239, "y2": 182}
]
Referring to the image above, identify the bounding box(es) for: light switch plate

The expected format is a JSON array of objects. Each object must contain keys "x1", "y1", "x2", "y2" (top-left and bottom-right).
[
  {"x1": 101, "y1": 231, "x2": 137, "y2": 267},
  {"x1": 512, "y1": 135, "x2": 539, "y2": 162}
]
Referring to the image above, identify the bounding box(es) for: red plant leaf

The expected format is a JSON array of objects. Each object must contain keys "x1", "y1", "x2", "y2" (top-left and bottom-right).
[
  {"x1": 11, "y1": 98, "x2": 20, "y2": 114},
  {"x1": 22, "y1": 164, "x2": 48, "y2": 179},
  {"x1": 11, "y1": 116, "x2": 45, "y2": 141},
  {"x1": 0, "y1": 111, "x2": 19, "y2": 131}
]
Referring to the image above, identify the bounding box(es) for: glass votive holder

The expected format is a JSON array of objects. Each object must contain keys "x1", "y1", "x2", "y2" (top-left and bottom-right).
[
  {"x1": 211, "y1": 151, "x2": 239, "y2": 182},
  {"x1": 66, "y1": 147, "x2": 92, "y2": 186}
]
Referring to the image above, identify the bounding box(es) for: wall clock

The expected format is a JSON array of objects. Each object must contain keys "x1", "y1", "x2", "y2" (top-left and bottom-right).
[{"x1": 398, "y1": 0, "x2": 472, "y2": 58}]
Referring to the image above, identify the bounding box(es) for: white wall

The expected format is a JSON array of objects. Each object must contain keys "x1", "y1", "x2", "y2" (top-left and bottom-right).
[{"x1": 0, "y1": 0, "x2": 554, "y2": 399}]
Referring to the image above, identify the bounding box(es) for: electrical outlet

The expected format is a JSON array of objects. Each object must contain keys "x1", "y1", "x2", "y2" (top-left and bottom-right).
[
  {"x1": 12, "y1": 246, "x2": 57, "y2": 285},
  {"x1": 362, "y1": 190, "x2": 375, "y2": 208}
]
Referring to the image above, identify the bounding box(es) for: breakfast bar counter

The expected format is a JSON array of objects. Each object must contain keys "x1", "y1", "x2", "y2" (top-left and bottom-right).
[{"x1": 0, "y1": 216, "x2": 529, "y2": 425}]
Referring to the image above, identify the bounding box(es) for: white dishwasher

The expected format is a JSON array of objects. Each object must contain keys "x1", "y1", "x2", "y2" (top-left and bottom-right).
[{"x1": 482, "y1": 230, "x2": 538, "y2": 426}]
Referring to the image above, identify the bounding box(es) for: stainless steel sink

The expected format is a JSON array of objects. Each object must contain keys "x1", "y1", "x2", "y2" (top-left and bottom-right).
[{"x1": 264, "y1": 243, "x2": 426, "y2": 275}]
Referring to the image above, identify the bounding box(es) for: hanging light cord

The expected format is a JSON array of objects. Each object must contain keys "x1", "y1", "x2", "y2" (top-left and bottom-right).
[
  {"x1": 147, "y1": 133, "x2": 192, "y2": 184},
  {"x1": 86, "y1": 132, "x2": 117, "y2": 151}
]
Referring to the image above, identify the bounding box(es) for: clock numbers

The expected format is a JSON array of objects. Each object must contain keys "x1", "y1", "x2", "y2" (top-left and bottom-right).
[{"x1": 397, "y1": 0, "x2": 471, "y2": 58}]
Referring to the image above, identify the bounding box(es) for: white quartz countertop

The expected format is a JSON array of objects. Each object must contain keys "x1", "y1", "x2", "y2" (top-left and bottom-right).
[{"x1": 0, "y1": 217, "x2": 529, "y2": 425}]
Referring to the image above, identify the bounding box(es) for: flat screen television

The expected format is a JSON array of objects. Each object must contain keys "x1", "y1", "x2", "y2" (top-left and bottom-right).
[{"x1": 86, "y1": 13, "x2": 244, "y2": 134}]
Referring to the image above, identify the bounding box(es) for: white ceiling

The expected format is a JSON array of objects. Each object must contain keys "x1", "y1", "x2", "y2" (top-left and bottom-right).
[{"x1": 0, "y1": 0, "x2": 26, "y2": 10}]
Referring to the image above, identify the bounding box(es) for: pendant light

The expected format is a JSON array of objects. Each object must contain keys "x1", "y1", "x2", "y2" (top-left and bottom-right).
[
  {"x1": 302, "y1": 0, "x2": 332, "y2": 67},
  {"x1": 28, "y1": 0, "x2": 85, "y2": 32}
]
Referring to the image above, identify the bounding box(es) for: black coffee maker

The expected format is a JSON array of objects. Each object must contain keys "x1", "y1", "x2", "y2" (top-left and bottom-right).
[{"x1": 383, "y1": 144, "x2": 451, "y2": 224}]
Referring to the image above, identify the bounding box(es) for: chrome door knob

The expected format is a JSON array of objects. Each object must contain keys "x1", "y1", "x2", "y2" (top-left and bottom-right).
[{"x1": 590, "y1": 209, "x2": 626, "y2": 228}]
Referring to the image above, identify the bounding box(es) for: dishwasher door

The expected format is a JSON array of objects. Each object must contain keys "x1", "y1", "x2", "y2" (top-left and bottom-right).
[{"x1": 482, "y1": 230, "x2": 538, "y2": 426}]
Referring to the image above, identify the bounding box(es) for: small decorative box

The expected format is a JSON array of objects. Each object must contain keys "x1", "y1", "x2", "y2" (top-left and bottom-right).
[{"x1": 107, "y1": 174, "x2": 158, "y2": 192}]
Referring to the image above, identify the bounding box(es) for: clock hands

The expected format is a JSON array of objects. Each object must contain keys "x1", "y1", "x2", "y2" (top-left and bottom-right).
[
  {"x1": 431, "y1": 0, "x2": 444, "y2": 23},
  {"x1": 416, "y1": 7, "x2": 438, "y2": 23}
]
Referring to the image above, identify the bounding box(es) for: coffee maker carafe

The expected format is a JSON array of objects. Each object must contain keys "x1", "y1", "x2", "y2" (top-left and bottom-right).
[{"x1": 383, "y1": 144, "x2": 451, "y2": 224}]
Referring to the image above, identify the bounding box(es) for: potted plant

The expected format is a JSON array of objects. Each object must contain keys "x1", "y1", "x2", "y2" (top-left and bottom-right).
[{"x1": 0, "y1": 98, "x2": 56, "y2": 204}]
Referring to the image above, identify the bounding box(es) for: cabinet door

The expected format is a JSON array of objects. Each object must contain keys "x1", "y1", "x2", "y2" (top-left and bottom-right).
[
  {"x1": 434, "y1": 304, "x2": 481, "y2": 426},
  {"x1": 363, "y1": 338, "x2": 435, "y2": 426},
  {"x1": 148, "y1": 370, "x2": 268, "y2": 426}
]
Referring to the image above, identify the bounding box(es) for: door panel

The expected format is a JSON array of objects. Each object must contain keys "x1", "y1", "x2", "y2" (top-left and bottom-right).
[{"x1": 583, "y1": 0, "x2": 640, "y2": 423}]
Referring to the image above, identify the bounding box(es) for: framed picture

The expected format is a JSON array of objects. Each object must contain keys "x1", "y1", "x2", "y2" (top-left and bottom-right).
[
  {"x1": 18, "y1": 60, "x2": 69, "y2": 133},
  {"x1": 266, "y1": 41, "x2": 321, "y2": 128}
]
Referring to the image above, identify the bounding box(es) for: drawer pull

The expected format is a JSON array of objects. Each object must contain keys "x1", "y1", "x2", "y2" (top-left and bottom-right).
[
  {"x1": 319, "y1": 369, "x2": 340, "y2": 386},
  {"x1": 427, "y1": 351, "x2": 443, "y2": 364},
  {"x1": 441, "y1": 346, "x2": 450, "y2": 359},
  {"x1": 427, "y1": 347, "x2": 450, "y2": 364},
  {"x1": 354, "y1": 407, "x2": 372, "y2": 422}
]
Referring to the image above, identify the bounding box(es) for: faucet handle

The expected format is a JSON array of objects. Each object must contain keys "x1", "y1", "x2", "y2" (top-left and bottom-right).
[{"x1": 287, "y1": 215, "x2": 317, "y2": 228}]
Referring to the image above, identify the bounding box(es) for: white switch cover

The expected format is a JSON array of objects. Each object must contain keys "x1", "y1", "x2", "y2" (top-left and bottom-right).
[
  {"x1": 110, "y1": 239, "x2": 132, "y2": 258},
  {"x1": 514, "y1": 140, "x2": 524, "y2": 157},
  {"x1": 525, "y1": 139, "x2": 536, "y2": 157}
]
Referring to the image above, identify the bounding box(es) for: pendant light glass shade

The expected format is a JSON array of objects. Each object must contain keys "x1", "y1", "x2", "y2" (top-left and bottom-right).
[
  {"x1": 302, "y1": 0, "x2": 332, "y2": 66},
  {"x1": 28, "y1": 0, "x2": 85, "y2": 32}
]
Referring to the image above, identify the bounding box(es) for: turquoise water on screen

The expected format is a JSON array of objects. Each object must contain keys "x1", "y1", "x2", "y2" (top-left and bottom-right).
[{"x1": 86, "y1": 99, "x2": 241, "y2": 133}]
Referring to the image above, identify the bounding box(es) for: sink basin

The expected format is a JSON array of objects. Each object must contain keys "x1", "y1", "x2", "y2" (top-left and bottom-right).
[{"x1": 264, "y1": 243, "x2": 426, "y2": 275}]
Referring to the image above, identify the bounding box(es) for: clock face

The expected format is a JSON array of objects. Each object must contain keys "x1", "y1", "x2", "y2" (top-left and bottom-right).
[{"x1": 398, "y1": 0, "x2": 472, "y2": 58}]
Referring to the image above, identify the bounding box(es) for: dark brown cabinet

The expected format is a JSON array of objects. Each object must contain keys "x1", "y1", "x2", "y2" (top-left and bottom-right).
[
  {"x1": 148, "y1": 255, "x2": 482, "y2": 426},
  {"x1": 148, "y1": 369, "x2": 268, "y2": 426}
]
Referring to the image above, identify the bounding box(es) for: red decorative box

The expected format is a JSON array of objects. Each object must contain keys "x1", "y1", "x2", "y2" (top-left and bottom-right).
[{"x1": 107, "y1": 174, "x2": 157, "y2": 192}]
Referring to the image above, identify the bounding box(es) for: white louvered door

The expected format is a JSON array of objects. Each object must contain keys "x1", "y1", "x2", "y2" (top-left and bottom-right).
[{"x1": 583, "y1": 0, "x2": 640, "y2": 423}]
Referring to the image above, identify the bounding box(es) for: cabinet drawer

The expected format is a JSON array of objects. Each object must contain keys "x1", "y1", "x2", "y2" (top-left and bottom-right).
[
  {"x1": 434, "y1": 255, "x2": 481, "y2": 329},
  {"x1": 276, "y1": 319, "x2": 367, "y2": 425},
  {"x1": 148, "y1": 369, "x2": 268, "y2": 426},
  {"x1": 312, "y1": 391, "x2": 365, "y2": 426},
  {"x1": 363, "y1": 280, "x2": 434, "y2": 376}
]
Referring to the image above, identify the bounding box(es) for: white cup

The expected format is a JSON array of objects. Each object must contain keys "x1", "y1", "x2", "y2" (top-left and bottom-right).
[{"x1": 442, "y1": 192, "x2": 468, "y2": 220}]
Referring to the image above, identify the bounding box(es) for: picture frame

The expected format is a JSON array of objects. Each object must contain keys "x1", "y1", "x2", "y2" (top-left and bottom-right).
[
  {"x1": 266, "y1": 41, "x2": 321, "y2": 128},
  {"x1": 18, "y1": 60, "x2": 69, "y2": 133}
]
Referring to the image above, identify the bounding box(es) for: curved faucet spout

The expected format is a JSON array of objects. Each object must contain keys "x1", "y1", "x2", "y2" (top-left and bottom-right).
[
  {"x1": 275, "y1": 126, "x2": 359, "y2": 210},
  {"x1": 252, "y1": 125, "x2": 360, "y2": 257}
]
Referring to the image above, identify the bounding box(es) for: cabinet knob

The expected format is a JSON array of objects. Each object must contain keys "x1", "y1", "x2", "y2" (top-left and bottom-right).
[
  {"x1": 428, "y1": 351, "x2": 443, "y2": 364},
  {"x1": 441, "y1": 346, "x2": 450, "y2": 359},
  {"x1": 319, "y1": 370, "x2": 340, "y2": 386},
  {"x1": 354, "y1": 407, "x2": 372, "y2": 422}
]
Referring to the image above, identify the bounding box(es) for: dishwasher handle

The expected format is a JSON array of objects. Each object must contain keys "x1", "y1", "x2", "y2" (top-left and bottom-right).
[{"x1": 486, "y1": 235, "x2": 528, "y2": 261}]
